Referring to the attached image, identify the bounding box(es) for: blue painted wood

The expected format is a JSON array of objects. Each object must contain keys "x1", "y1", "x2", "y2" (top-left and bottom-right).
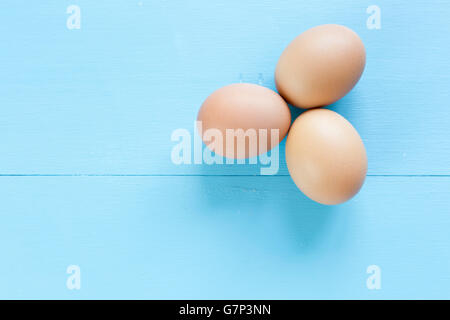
[
  {"x1": 0, "y1": 1, "x2": 449, "y2": 175},
  {"x1": 1, "y1": 0, "x2": 450, "y2": 299},
  {"x1": 0, "y1": 176, "x2": 449, "y2": 299}
]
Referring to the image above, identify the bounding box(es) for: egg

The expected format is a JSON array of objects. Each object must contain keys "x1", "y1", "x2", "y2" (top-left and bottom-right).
[
  {"x1": 286, "y1": 109, "x2": 367, "y2": 205},
  {"x1": 197, "y1": 83, "x2": 291, "y2": 159},
  {"x1": 275, "y1": 24, "x2": 366, "y2": 109}
]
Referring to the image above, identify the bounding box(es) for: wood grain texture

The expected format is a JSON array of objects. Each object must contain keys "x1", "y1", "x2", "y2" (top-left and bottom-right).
[
  {"x1": 0, "y1": 0, "x2": 449, "y2": 299},
  {"x1": 1, "y1": 176, "x2": 449, "y2": 299}
]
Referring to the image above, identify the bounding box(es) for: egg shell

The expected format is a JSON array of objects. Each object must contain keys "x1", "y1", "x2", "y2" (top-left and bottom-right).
[
  {"x1": 275, "y1": 24, "x2": 366, "y2": 109},
  {"x1": 286, "y1": 108, "x2": 367, "y2": 205},
  {"x1": 197, "y1": 83, "x2": 291, "y2": 159}
]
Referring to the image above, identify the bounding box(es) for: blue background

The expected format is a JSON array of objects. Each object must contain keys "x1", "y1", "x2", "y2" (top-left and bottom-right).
[{"x1": 1, "y1": 0, "x2": 449, "y2": 299}]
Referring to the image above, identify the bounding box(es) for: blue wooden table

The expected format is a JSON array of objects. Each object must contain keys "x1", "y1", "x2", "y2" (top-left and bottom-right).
[{"x1": 1, "y1": 0, "x2": 449, "y2": 299}]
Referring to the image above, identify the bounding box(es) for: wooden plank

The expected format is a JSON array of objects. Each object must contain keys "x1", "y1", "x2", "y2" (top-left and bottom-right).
[
  {"x1": 0, "y1": 1, "x2": 449, "y2": 175},
  {"x1": 1, "y1": 175, "x2": 449, "y2": 298}
]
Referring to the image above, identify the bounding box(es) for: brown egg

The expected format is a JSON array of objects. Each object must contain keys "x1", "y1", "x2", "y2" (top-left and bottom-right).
[
  {"x1": 286, "y1": 109, "x2": 367, "y2": 205},
  {"x1": 275, "y1": 24, "x2": 366, "y2": 109},
  {"x1": 197, "y1": 83, "x2": 291, "y2": 159}
]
